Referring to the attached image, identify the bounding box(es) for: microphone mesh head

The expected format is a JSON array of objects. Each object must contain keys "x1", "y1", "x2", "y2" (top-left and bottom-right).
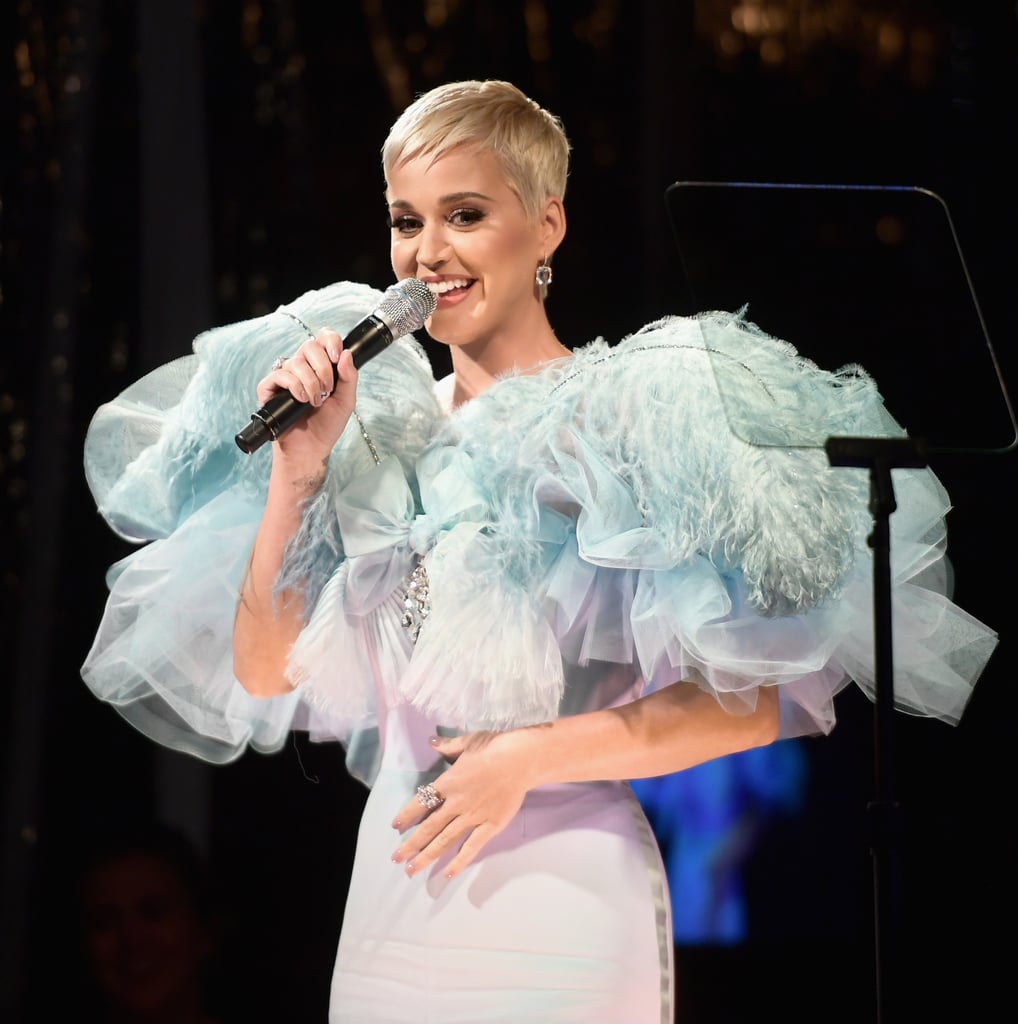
[{"x1": 379, "y1": 278, "x2": 437, "y2": 338}]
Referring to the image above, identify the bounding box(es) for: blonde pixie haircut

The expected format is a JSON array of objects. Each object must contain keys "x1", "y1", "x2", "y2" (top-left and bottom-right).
[{"x1": 382, "y1": 80, "x2": 571, "y2": 220}]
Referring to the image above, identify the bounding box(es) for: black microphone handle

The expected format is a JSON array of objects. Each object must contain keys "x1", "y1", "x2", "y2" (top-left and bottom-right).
[{"x1": 235, "y1": 314, "x2": 390, "y2": 454}]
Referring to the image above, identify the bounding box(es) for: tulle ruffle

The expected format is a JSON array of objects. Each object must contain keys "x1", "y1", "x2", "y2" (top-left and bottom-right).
[{"x1": 80, "y1": 489, "x2": 300, "y2": 761}]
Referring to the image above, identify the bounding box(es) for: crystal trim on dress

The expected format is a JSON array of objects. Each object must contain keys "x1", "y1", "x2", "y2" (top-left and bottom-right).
[
  {"x1": 277, "y1": 307, "x2": 316, "y2": 339},
  {"x1": 352, "y1": 409, "x2": 381, "y2": 465},
  {"x1": 401, "y1": 562, "x2": 430, "y2": 644}
]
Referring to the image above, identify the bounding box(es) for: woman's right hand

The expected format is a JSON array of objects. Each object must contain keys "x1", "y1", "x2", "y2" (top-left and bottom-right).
[{"x1": 257, "y1": 327, "x2": 359, "y2": 459}]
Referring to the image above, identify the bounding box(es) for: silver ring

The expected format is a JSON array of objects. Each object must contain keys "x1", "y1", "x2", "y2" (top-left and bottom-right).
[
  {"x1": 319, "y1": 390, "x2": 331, "y2": 401},
  {"x1": 416, "y1": 783, "x2": 444, "y2": 811},
  {"x1": 271, "y1": 356, "x2": 286, "y2": 371}
]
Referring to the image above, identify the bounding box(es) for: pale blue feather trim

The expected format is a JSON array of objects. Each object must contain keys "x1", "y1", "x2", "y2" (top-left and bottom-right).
[
  {"x1": 85, "y1": 280, "x2": 411, "y2": 539},
  {"x1": 439, "y1": 311, "x2": 879, "y2": 616}
]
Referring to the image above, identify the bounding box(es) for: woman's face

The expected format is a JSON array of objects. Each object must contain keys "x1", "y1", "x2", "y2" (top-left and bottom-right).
[
  {"x1": 80, "y1": 852, "x2": 214, "y2": 1014},
  {"x1": 387, "y1": 146, "x2": 557, "y2": 350}
]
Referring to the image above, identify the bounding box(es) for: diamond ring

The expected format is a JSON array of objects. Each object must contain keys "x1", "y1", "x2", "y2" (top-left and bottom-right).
[
  {"x1": 416, "y1": 783, "x2": 444, "y2": 811},
  {"x1": 271, "y1": 356, "x2": 286, "y2": 370}
]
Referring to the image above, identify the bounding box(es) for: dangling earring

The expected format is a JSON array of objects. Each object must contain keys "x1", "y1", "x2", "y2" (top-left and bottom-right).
[{"x1": 535, "y1": 261, "x2": 553, "y2": 287}]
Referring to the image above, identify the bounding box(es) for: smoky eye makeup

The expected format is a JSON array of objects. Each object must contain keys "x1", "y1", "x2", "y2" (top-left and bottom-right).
[
  {"x1": 387, "y1": 212, "x2": 422, "y2": 233},
  {"x1": 448, "y1": 207, "x2": 485, "y2": 227}
]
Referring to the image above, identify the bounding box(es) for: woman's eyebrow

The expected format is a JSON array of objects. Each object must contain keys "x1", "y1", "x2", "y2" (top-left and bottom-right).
[{"x1": 388, "y1": 191, "x2": 495, "y2": 209}]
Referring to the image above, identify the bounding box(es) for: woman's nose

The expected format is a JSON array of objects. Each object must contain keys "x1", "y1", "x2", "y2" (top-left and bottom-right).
[{"x1": 415, "y1": 225, "x2": 452, "y2": 270}]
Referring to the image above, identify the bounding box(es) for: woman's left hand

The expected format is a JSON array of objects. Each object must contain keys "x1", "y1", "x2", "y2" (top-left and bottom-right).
[{"x1": 390, "y1": 729, "x2": 538, "y2": 879}]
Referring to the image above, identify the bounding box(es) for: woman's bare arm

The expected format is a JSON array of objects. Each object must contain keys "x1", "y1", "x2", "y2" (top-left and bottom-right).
[{"x1": 232, "y1": 334, "x2": 357, "y2": 696}]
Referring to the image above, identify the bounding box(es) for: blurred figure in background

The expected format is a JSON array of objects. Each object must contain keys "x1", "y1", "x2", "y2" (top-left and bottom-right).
[{"x1": 73, "y1": 820, "x2": 230, "y2": 1024}]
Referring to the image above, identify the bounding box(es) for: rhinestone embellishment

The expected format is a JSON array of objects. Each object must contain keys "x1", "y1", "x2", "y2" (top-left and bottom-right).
[{"x1": 401, "y1": 562, "x2": 431, "y2": 644}]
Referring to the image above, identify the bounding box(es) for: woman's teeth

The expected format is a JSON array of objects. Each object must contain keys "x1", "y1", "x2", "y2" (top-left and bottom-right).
[{"x1": 428, "y1": 279, "x2": 471, "y2": 294}]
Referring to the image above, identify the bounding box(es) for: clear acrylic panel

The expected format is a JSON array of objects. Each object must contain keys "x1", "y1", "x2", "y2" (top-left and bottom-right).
[{"x1": 664, "y1": 182, "x2": 1017, "y2": 455}]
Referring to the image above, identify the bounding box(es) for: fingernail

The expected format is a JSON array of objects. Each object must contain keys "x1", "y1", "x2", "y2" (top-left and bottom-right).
[
  {"x1": 429, "y1": 735, "x2": 441, "y2": 746},
  {"x1": 391, "y1": 819, "x2": 401, "y2": 829},
  {"x1": 328, "y1": 348, "x2": 340, "y2": 361}
]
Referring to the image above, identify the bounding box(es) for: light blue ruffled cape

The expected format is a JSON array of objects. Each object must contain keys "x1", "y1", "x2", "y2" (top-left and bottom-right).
[{"x1": 80, "y1": 281, "x2": 999, "y2": 784}]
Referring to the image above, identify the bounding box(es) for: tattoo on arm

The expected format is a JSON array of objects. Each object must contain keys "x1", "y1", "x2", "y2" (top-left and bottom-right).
[{"x1": 291, "y1": 457, "x2": 329, "y2": 495}]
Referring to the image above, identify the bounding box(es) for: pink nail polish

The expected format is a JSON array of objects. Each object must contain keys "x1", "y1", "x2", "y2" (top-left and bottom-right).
[{"x1": 429, "y1": 735, "x2": 440, "y2": 746}]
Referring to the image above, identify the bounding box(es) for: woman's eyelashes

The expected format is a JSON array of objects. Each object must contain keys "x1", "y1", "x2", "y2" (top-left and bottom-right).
[
  {"x1": 448, "y1": 207, "x2": 485, "y2": 227},
  {"x1": 387, "y1": 207, "x2": 486, "y2": 236},
  {"x1": 387, "y1": 213, "x2": 420, "y2": 234}
]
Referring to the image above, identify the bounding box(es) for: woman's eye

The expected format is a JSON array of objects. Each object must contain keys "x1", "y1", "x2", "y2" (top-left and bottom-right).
[
  {"x1": 388, "y1": 215, "x2": 421, "y2": 235},
  {"x1": 387, "y1": 208, "x2": 482, "y2": 234},
  {"x1": 449, "y1": 208, "x2": 484, "y2": 227}
]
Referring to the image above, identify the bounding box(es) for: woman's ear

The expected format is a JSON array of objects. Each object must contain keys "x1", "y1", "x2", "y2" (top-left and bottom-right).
[{"x1": 539, "y1": 195, "x2": 567, "y2": 260}]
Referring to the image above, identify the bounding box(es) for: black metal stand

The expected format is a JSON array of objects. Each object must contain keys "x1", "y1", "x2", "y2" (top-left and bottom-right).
[{"x1": 825, "y1": 435, "x2": 930, "y2": 1024}]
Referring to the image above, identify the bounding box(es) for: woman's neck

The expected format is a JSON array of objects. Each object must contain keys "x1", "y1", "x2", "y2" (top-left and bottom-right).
[{"x1": 446, "y1": 316, "x2": 570, "y2": 408}]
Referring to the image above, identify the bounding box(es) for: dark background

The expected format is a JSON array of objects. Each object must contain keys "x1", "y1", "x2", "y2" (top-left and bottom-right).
[{"x1": 2, "y1": 2, "x2": 1016, "y2": 1022}]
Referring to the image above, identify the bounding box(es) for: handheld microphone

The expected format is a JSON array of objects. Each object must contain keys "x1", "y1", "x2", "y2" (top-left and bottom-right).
[{"x1": 235, "y1": 278, "x2": 436, "y2": 454}]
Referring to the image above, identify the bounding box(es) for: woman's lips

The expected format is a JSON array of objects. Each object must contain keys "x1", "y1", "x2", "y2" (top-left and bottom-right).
[{"x1": 427, "y1": 279, "x2": 474, "y2": 308}]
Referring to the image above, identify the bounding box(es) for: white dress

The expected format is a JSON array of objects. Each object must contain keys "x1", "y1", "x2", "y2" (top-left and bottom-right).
[
  {"x1": 331, "y1": 701, "x2": 672, "y2": 1022},
  {"x1": 79, "y1": 281, "x2": 998, "y2": 1022},
  {"x1": 327, "y1": 373, "x2": 672, "y2": 1020}
]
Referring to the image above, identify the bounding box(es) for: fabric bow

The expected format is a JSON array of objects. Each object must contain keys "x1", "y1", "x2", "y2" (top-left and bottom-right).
[{"x1": 334, "y1": 448, "x2": 489, "y2": 615}]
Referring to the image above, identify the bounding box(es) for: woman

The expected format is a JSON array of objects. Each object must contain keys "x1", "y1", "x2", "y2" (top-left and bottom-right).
[
  {"x1": 72, "y1": 821, "x2": 229, "y2": 1024},
  {"x1": 82, "y1": 80, "x2": 997, "y2": 1021}
]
